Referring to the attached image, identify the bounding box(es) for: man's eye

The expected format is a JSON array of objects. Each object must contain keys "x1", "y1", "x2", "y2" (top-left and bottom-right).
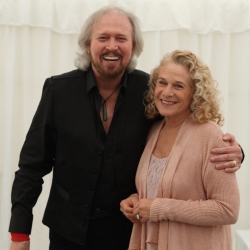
[
  {"x1": 118, "y1": 37, "x2": 126, "y2": 41},
  {"x1": 99, "y1": 37, "x2": 107, "y2": 41}
]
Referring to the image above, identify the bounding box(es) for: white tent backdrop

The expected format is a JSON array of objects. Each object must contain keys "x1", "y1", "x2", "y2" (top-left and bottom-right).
[{"x1": 0, "y1": 0, "x2": 250, "y2": 249}]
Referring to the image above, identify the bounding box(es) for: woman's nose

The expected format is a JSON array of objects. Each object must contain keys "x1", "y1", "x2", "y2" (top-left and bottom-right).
[{"x1": 163, "y1": 86, "x2": 174, "y2": 96}]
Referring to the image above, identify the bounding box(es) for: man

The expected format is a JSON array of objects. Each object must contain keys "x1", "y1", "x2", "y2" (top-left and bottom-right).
[{"x1": 9, "y1": 6, "x2": 243, "y2": 250}]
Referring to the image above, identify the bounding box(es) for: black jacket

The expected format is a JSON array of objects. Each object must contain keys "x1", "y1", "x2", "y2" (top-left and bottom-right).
[{"x1": 9, "y1": 68, "x2": 154, "y2": 245}]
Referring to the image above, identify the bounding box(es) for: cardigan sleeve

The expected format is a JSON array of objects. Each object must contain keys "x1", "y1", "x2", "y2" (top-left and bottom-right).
[
  {"x1": 149, "y1": 132, "x2": 240, "y2": 226},
  {"x1": 9, "y1": 79, "x2": 56, "y2": 234}
]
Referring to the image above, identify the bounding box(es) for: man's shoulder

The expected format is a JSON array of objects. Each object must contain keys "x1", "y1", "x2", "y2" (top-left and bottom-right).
[{"x1": 51, "y1": 69, "x2": 86, "y2": 80}]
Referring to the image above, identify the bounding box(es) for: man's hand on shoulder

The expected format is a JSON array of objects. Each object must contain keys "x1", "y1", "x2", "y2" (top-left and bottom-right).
[
  {"x1": 10, "y1": 241, "x2": 30, "y2": 250},
  {"x1": 210, "y1": 133, "x2": 243, "y2": 173}
]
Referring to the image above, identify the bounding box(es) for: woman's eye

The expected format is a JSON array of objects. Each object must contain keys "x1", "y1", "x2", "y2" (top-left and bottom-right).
[
  {"x1": 175, "y1": 84, "x2": 183, "y2": 88},
  {"x1": 158, "y1": 81, "x2": 166, "y2": 85}
]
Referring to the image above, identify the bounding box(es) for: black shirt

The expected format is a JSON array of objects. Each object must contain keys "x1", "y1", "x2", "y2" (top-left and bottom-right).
[{"x1": 86, "y1": 67, "x2": 128, "y2": 210}]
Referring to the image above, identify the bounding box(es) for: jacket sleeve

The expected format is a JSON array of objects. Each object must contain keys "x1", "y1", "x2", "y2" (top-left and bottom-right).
[
  {"x1": 9, "y1": 78, "x2": 57, "y2": 234},
  {"x1": 150, "y1": 136, "x2": 240, "y2": 226}
]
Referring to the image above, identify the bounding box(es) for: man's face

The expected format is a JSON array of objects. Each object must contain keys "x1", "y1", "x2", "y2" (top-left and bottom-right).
[{"x1": 87, "y1": 11, "x2": 134, "y2": 80}]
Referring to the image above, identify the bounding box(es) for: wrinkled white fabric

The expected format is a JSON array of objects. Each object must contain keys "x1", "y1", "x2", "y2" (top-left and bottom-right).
[
  {"x1": 0, "y1": 0, "x2": 250, "y2": 34},
  {"x1": 146, "y1": 155, "x2": 168, "y2": 250},
  {"x1": 147, "y1": 155, "x2": 168, "y2": 200}
]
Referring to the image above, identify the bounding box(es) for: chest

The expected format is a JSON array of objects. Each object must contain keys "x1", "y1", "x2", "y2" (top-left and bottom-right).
[
  {"x1": 163, "y1": 152, "x2": 206, "y2": 200},
  {"x1": 153, "y1": 130, "x2": 178, "y2": 158},
  {"x1": 100, "y1": 93, "x2": 119, "y2": 134}
]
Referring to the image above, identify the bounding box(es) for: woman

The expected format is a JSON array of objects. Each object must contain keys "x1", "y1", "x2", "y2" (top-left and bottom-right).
[{"x1": 120, "y1": 50, "x2": 240, "y2": 250}]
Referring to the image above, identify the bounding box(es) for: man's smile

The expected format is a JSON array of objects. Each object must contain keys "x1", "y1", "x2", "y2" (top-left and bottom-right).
[{"x1": 103, "y1": 56, "x2": 120, "y2": 61}]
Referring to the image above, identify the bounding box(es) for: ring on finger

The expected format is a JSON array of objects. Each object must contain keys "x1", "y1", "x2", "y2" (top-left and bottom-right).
[
  {"x1": 136, "y1": 213, "x2": 141, "y2": 220},
  {"x1": 232, "y1": 160, "x2": 237, "y2": 167}
]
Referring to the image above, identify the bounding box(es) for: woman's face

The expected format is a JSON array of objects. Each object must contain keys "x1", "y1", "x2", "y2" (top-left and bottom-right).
[{"x1": 154, "y1": 62, "x2": 193, "y2": 121}]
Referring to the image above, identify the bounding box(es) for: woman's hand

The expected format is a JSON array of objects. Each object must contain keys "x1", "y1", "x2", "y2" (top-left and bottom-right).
[
  {"x1": 210, "y1": 133, "x2": 243, "y2": 173},
  {"x1": 120, "y1": 193, "x2": 141, "y2": 223},
  {"x1": 132, "y1": 198, "x2": 154, "y2": 223}
]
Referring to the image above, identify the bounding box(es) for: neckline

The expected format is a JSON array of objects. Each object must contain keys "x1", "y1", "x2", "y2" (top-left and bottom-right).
[{"x1": 151, "y1": 154, "x2": 168, "y2": 160}]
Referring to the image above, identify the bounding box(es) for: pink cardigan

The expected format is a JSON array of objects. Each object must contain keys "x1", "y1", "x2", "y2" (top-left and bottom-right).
[{"x1": 129, "y1": 118, "x2": 240, "y2": 250}]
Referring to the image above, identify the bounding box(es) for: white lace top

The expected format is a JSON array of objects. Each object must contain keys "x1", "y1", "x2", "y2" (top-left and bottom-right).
[{"x1": 146, "y1": 154, "x2": 168, "y2": 250}]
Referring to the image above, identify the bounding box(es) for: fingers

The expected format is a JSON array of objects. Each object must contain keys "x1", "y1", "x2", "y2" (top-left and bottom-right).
[
  {"x1": 120, "y1": 194, "x2": 139, "y2": 214},
  {"x1": 132, "y1": 212, "x2": 147, "y2": 223},
  {"x1": 222, "y1": 133, "x2": 236, "y2": 146},
  {"x1": 132, "y1": 199, "x2": 153, "y2": 223},
  {"x1": 215, "y1": 160, "x2": 241, "y2": 173},
  {"x1": 121, "y1": 198, "x2": 153, "y2": 224},
  {"x1": 136, "y1": 214, "x2": 141, "y2": 220},
  {"x1": 211, "y1": 145, "x2": 241, "y2": 155},
  {"x1": 120, "y1": 200, "x2": 133, "y2": 213},
  {"x1": 210, "y1": 145, "x2": 243, "y2": 166},
  {"x1": 130, "y1": 213, "x2": 141, "y2": 223},
  {"x1": 211, "y1": 154, "x2": 238, "y2": 165},
  {"x1": 224, "y1": 166, "x2": 240, "y2": 173},
  {"x1": 121, "y1": 210, "x2": 141, "y2": 223},
  {"x1": 121, "y1": 202, "x2": 143, "y2": 223},
  {"x1": 210, "y1": 147, "x2": 242, "y2": 171},
  {"x1": 120, "y1": 194, "x2": 141, "y2": 223},
  {"x1": 211, "y1": 134, "x2": 243, "y2": 167}
]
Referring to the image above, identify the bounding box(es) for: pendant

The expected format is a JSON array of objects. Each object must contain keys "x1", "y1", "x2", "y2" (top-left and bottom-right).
[{"x1": 103, "y1": 101, "x2": 108, "y2": 121}]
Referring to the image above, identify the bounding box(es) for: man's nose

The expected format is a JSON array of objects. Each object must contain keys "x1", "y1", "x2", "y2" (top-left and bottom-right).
[{"x1": 106, "y1": 39, "x2": 118, "y2": 50}]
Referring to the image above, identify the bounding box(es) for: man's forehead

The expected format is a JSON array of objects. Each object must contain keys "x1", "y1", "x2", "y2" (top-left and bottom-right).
[{"x1": 93, "y1": 11, "x2": 132, "y2": 30}]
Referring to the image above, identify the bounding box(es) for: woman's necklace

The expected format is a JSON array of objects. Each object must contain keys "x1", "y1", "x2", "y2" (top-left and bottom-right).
[{"x1": 101, "y1": 84, "x2": 122, "y2": 121}]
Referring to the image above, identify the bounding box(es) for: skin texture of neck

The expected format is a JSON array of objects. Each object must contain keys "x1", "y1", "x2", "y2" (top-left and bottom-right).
[
  {"x1": 153, "y1": 111, "x2": 191, "y2": 158},
  {"x1": 163, "y1": 111, "x2": 191, "y2": 131}
]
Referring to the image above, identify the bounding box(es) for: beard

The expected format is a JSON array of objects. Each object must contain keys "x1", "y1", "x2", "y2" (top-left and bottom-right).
[{"x1": 90, "y1": 52, "x2": 129, "y2": 79}]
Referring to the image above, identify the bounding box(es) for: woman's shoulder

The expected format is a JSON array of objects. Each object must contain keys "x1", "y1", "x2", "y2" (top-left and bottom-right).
[
  {"x1": 182, "y1": 118, "x2": 227, "y2": 147},
  {"x1": 185, "y1": 118, "x2": 223, "y2": 135}
]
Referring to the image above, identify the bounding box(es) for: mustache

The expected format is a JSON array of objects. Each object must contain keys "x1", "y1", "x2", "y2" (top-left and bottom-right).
[{"x1": 101, "y1": 51, "x2": 122, "y2": 57}]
